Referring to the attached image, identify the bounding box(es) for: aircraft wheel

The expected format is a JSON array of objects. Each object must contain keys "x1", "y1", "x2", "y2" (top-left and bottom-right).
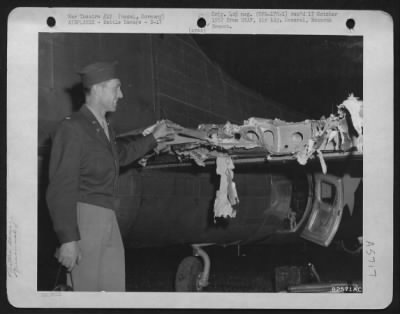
[{"x1": 175, "y1": 256, "x2": 203, "y2": 292}]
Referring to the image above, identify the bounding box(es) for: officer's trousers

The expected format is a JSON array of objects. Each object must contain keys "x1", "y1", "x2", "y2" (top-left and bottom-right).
[{"x1": 67, "y1": 202, "x2": 125, "y2": 291}]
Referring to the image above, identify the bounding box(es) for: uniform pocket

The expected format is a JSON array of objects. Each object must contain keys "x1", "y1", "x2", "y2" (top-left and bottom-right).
[{"x1": 82, "y1": 143, "x2": 115, "y2": 179}]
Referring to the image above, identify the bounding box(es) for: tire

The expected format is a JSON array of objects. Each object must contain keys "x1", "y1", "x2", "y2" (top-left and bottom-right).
[{"x1": 175, "y1": 256, "x2": 203, "y2": 292}]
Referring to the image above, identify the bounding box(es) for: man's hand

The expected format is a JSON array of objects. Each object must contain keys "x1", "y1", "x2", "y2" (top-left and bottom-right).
[
  {"x1": 56, "y1": 241, "x2": 82, "y2": 272},
  {"x1": 152, "y1": 120, "x2": 181, "y2": 142}
]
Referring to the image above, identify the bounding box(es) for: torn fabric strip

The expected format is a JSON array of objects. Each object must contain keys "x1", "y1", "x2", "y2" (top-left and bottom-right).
[{"x1": 213, "y1": 155, "x2": 239, "y2": 220}]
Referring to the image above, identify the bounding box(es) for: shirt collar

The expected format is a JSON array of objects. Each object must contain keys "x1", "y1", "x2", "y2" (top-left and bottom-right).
[{"x1": 80, "y1": 104, "x2": 108, "y2": 126}]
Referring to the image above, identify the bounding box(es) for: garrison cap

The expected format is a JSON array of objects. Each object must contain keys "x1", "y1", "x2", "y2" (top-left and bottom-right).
[{"x1": 79, "y1": 61, "x2": 118, "y2": 88}]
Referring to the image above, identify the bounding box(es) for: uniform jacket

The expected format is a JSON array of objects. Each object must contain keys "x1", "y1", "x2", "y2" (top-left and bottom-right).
[{"x1": 46, "y1": 105, "x2": 157, "y2": 244}]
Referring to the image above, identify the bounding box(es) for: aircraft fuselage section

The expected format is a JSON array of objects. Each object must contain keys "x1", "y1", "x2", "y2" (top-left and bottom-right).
[{"x1": 116, "y1": 164, "x2": 310, "y2": 248}]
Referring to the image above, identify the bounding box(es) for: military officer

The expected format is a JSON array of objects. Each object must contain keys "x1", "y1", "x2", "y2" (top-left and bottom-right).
[{"x1": 47, "y1": 61, "x2": 175, "y2": 291}]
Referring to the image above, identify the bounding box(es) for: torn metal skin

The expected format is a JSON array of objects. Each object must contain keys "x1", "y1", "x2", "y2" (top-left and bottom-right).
[
  {"x1": 134, "y1": 95, "x2": 363, "y2": 219},
  {"x1": 147, "y1": 95, "x2": 363, "y2": 170}
]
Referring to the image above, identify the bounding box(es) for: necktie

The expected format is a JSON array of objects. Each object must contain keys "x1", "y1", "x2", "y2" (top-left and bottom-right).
[{"x1": 101, "y1": 120, "x2": 110, "y2": 140}]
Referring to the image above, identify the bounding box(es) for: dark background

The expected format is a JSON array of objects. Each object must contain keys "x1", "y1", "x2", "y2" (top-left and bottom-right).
[{"x1": 194, "y1": 34, "x2": 363, "y2": 118}]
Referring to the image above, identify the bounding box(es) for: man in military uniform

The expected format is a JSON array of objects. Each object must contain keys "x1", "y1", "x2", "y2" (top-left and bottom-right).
[{"x1": 47, "y1": 61, "x2": 175, "y2": 291}]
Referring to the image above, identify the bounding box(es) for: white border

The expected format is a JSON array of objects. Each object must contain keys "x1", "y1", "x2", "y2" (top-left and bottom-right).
[{"x1": 7, "y1": 7, "x2": 393, "y2": 309}]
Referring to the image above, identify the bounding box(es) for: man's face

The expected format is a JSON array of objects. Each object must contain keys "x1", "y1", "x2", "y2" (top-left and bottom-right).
[{"x1": 97, "y1": 78, "x2": 123, "y2": 113}]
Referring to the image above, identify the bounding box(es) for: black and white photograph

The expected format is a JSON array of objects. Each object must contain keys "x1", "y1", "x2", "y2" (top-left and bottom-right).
[
  {"x1": 37, "y1": 32, "x2": 364, "y2": 293},
  {"x1": 6, "y1": 7, "x2": 394, "y2": 309}
]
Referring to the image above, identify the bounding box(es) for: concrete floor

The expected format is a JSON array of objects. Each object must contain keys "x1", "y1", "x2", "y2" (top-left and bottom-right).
[
  {"x1": 124, "y1": 242, "x2": 362, "y2": 292},
  {"x1": 38, "y1": 240, "x2": 362, "y2": 292}
]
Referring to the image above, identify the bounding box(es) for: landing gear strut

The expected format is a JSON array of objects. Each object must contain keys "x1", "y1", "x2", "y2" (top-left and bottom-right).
[{"x1": 175, "y1": 244, "x2": 211, "y2": 292}]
